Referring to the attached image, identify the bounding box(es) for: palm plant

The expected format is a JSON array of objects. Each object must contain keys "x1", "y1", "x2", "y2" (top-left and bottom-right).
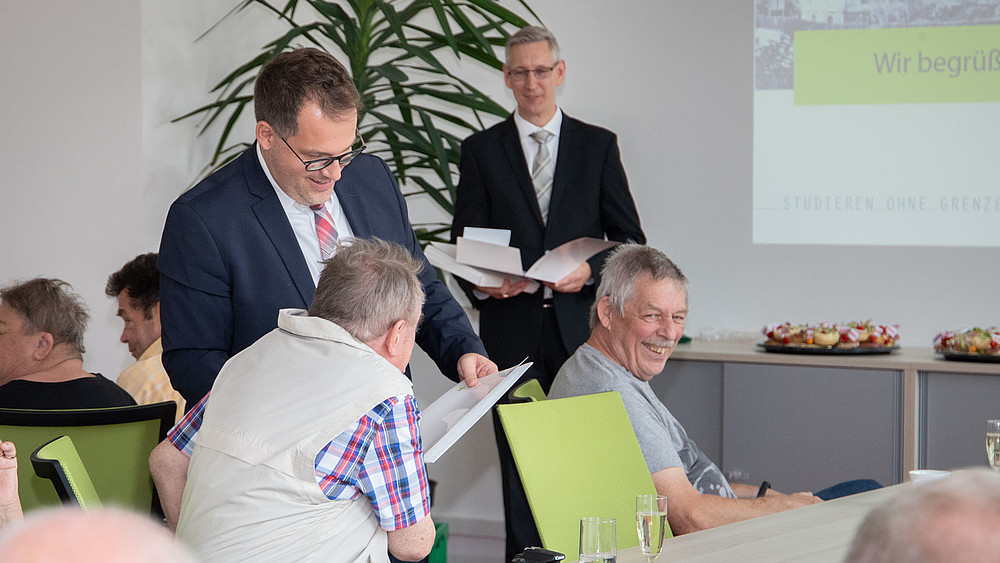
[{"x1": 178, "y1": 0, "x2": 540, "y2": 241}]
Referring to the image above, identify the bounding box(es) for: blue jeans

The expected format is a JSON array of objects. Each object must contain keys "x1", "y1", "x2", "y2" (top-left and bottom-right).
[{"x1": 815, "y1": 479, "x2": 882, "y2": 500}]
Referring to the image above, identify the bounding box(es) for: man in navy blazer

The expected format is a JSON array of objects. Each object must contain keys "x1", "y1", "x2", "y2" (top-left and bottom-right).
[
  {"x1": 159, "y1": 47, "x2": 494, "y2": 406},
  {"x1": 450, "y1": 26, "x2": 645, "y2": 558}
]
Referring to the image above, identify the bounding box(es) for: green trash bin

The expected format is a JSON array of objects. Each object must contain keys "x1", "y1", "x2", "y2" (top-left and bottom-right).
[{"x1": 429, "y1": 521, "x2": 448, "y2": 563}]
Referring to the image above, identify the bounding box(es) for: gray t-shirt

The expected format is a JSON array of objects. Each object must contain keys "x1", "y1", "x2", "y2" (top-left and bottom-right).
[{"x1": 549, "y1": 344, "x2": 736, "y2": 498}]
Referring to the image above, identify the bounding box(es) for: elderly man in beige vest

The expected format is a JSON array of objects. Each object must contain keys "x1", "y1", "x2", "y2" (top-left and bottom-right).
[{"x1": 152, "y1": 238, "x2": 434, "y2": 562}]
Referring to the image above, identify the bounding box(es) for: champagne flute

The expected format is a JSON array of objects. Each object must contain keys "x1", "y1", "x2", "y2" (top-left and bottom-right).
[
  {"x1": 635, "y1": 494, "x2": 668, "y2": 563},
  {"x1": 987, "y1": 420, "x2": 1000, "y2": 472}
]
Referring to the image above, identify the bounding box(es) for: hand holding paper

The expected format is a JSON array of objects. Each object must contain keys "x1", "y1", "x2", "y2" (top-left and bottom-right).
[
  {"x1": 456, "y1": 352, "x2": 498, "y2": 386},
  {"x1": 477, "y1": 277, "x2": 534, "y2": 300},
  {"x1": 450, "y1": 228, "x2": 618, "y2": 284},
  {"x1": 520, "y1": 237, "x2": 614, "y2": 283},
  {"x1": 424, "y1": 242, "x2": 539, "y2": 293},
  {"x1": 545, "y1": 260, "x2": 592, "y2": 294}
]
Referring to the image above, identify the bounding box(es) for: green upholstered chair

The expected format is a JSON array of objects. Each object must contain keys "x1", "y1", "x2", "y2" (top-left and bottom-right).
[
  {"x1": 497, "y1": 391, "x2": 670, "y2": 558},
  {"x1": 507, "y1": 378, "x2": 547, "y2": 404},
  {"x1": 30, "y1": 435, "x2": 102, "y2": 510},
  {"x1": 0, "y1": 401, "x2": 175, "y2": 514}
]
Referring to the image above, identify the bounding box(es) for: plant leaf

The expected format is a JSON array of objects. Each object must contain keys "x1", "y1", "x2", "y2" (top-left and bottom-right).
[
  {"x1": 372, "y1": 63, "x2": 409, "y2": 83},
  {"x1": 180, "y1": 0, "x2": 544, "y2": 224}
]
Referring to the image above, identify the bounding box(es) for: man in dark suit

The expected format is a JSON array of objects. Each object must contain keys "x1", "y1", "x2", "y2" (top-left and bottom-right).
[
  {"x1": 158, "y1": 47, "x2": 495, "y2": 406},
  {"x1": 450, "y1": 26, "x2": 645, "y2": 558}
]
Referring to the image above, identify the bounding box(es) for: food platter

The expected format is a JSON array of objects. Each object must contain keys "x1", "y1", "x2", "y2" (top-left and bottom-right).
[
  {"x1": 938, "y1": 350, "x2": 1000, "y2": 363},
  {"x1": 760, "y1": 320, "x2": 900, "y2": 355},
  {"x1": 758, "y1": 343, "x2": 899, "y2": 356},
  {"x1": 934, "y1": 327, "x2": 1000, "y2": 362}
]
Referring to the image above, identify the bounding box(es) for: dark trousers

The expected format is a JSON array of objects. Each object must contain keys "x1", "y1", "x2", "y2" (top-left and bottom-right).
[
  {"x1": 814, "y1": 479, "x2": 882, "y2": 500},
  {"x1": 494, "y1": 307, "x2": 570, "y2": 561}
]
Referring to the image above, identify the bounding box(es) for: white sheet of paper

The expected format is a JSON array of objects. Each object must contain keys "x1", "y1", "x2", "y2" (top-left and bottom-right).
[
  {"x1": 427, "y1": 242, "x2": 540, "y2": 293},
  {"x1": 462, "y1": 227, "x2": 511, "y2": 246},
  {"x1": 421, "y1": 362, "x2": 531, "y2": 463},
  {"x1": 425, "y1": 242, "x2": 508, "y2": 288},
  {"x1": 455, "y1": 237, "x2": 526, "y2": 277},
  {"x1": 524, "y1": 238, "x2": 620, "y2": 282}
]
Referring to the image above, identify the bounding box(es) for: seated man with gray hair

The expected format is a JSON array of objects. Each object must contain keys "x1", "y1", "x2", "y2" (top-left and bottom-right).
[
  {"x1": 549, "y1": 244, "x2": 877, "y2": 535},
  {"x1": 154, "y1": 238, "x2": 434, "y2": 562},
  {"x1": 0, "y1": 278, "x2": 135, "y2": 409},
  {"x1": 845, "y1": 468, "x2": 1000, "y2": 563},
  {"x1": 0, "y1": 507, "x2": 196, "y2": 562}
]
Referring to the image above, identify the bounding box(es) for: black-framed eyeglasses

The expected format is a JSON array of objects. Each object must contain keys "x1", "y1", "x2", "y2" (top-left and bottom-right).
[
  {"x1": 281, "y1": 131, "x2": 366, "y2": 172},
  {"x1": 507, "y1": 62, "x2": 559, "y2": 82}
]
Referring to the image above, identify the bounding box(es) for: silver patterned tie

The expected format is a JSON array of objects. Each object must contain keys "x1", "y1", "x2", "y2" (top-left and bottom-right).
[{"x1": 529, "y1": 129, "x2": 554, "y2": 224}]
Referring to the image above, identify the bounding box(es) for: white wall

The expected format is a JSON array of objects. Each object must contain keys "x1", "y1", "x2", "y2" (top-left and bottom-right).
[
  {"x1": 1, "y1": 1, "x2": 143, "y2": 378},
  {"x1": 3, "y1": 0, "x2": 998, "y2": 554}
]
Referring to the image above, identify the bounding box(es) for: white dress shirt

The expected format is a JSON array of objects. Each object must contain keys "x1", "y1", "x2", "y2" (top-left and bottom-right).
[
  {"x1": 473, "y1": 109, "x2": 564, "y2": 301},
  {"x1": 257, "y1": 144, "x2": 356, "y2": 284},
  {"x1": 513, "y1": 108, "x2": 562, "y2": 185}
]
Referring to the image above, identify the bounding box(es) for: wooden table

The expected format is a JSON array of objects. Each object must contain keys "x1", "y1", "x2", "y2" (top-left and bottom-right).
[{"x1": 613, "y1": 484, "x2": 904, "y2": 562}]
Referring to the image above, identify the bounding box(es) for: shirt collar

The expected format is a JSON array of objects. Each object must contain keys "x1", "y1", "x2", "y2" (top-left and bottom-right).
[
  {"x1": 513, "y1": 107, "x2": 562, "y2": 141},
  {"x1": 256, "y1": 142, "x2": 326, "y2": 214},
  {"x1": 138, "y1": 337, "x2": 163, "y2": 362},
  {"x1": 277, "y1": 308, "x2": 367, "y2": 349}
]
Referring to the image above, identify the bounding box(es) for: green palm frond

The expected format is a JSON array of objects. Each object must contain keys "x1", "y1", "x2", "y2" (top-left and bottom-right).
[{"x1": 178, "y1": 0, "x2": 540, "y2": 243}]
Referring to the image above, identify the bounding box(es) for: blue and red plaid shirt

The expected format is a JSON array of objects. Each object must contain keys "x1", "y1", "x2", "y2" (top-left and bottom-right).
[{"x1": 169, "y1": 392, "x2": 429, "y2": 531}]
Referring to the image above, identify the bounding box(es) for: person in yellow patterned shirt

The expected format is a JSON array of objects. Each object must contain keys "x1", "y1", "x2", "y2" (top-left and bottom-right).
[{"x1": 106, "y1": 253, "x2": 185, "y2": 421}]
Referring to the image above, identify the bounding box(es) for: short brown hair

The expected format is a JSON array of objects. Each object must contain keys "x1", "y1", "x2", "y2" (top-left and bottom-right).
[
  {"x1": 105, "y1": 253, "x2": 159, "y2": 319},
  {"x1": 254, "y1": 47, "x2": 363, "y2": 137},
  {"x1": 0, "y1": 278, "x2": 90, "y2": 356}
]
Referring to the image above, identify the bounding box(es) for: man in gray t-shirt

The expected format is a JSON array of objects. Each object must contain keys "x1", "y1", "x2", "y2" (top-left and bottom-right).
[
  {"x1": 548, "y1": 244, "x2": 821, "y2": 535},
  {"x1": 550, "y1": 343, "x2": 735, "y2": 498}
]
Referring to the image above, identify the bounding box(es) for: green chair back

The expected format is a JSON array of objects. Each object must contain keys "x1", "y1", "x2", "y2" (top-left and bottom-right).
[
  {"x1": 497, "y1": 391, "x2": 669, "y2": 558},
  {"x1": 30, "y1": 435, "x2": 102, "y2": 510},
  {"x1": 507, "y1": 378, "x2": 547, "y2": 404},
  {"x1": 0, "y1": 401, "x2": 174, "y2": 514}
]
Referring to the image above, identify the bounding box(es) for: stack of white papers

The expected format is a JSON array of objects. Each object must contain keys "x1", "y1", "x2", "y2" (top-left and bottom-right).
[
  {"x1": 424, "y1": 243, "x2": 539, "y2": 293},
  {"x1": 425, "y1": 227, "x2": 619, "y2": 289}
]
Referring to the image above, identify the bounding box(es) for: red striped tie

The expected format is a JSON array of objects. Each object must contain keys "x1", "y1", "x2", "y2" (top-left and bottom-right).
[{"x1": 310, "y1": 203, "x2": 339, "y2": 260}]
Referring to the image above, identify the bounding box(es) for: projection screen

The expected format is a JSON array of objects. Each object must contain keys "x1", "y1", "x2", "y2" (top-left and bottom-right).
[{"x1": 753, "y1": 1, "x2": 1000, "y2": 246}]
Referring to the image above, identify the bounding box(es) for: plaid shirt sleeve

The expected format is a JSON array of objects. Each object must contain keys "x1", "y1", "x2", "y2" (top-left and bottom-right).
[
  {"x1": 313, "y1": 394, "x2": 430, "y2": 531},
  {"x1": 167, "y1": 392, "x2": 209, "y2": 457}
]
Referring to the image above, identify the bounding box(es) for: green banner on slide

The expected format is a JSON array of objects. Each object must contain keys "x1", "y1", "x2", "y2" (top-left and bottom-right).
[{"x1": 794, "y1": 25, "x2": 1000, "y2": 105}]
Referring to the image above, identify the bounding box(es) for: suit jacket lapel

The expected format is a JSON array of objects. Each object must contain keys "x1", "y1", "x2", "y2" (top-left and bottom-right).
[
  {"x1": 244, "y1": 145, "x2": 316, "y2": 305},
  {"x1": 549, "y1": 114, "x2": 578, "y2": 231},
  {"x1": 334, "y1": 168, "x2": 372, "y2": 237},
  {"x1": 499, "y1": 117, "x2": 546, "y2": 227}
]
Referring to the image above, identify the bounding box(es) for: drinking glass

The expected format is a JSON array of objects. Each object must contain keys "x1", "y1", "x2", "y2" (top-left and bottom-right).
[
  {"x1": 579, "y1": 517, "x2": 616, "y2": 563},
  {"x1": 635, "y1": 495, "x2": 668, "y2": 563},
  {"x1": 987, "y1": 420, "x2": 1000, "y2": 472},
  {"x1": 909, "y1": 469, "x2": 950, "y2": 486}
]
